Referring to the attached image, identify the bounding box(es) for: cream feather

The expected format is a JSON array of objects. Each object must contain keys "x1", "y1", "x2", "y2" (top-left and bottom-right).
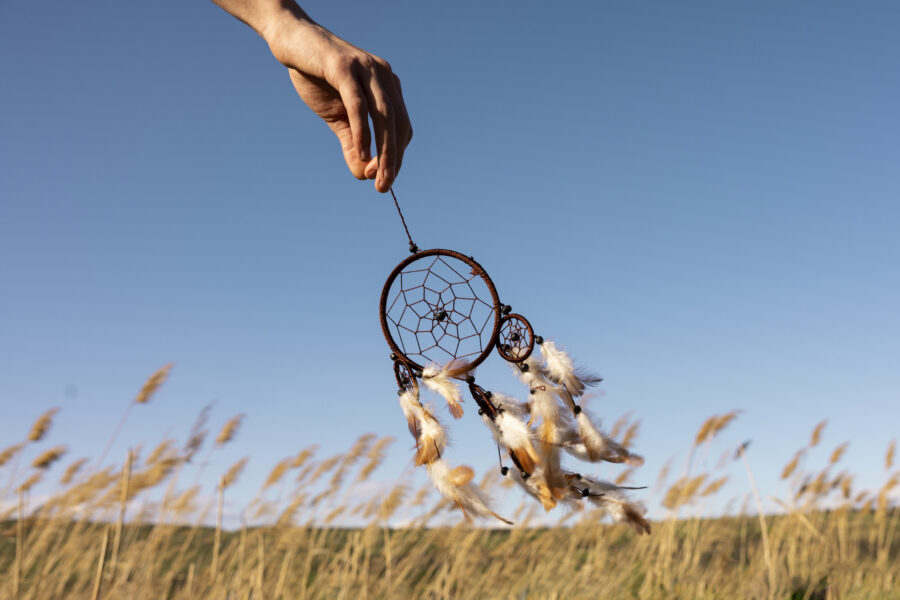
[
  {"x1": 539, "y1": 341, "x2": 602, "y2": 397},
  {"x1": 574, "y1": 474, "x2": 651, "y2": 535},
  {"x1": 422, "y1": 364, "x2": 465, "y2": 419},
  {"x1": 477, "y1": 408, "x2": 538, "y2": 474},
  {"x1": 509, "y1": 466, "x2": 558, "y2": 512},
  {"x1": 574, "y1": 410, "x2": 644, "y2": 466},
  {"x1": 414, "y1": 405, "x2": 446, "y2": 466},
  {"x1": 398, "y1": 390, "x2": 421, "y2": 440},
  {"x1": 496, "y1": 411, "x2": 541, "y2": 473},
  {"x1": 426, "y1": 459, "x2": 512, "y2": 525}
]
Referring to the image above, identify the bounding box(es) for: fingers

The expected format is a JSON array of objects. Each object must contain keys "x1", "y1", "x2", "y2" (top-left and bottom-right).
[
  {"x1": 357, "y1": 63, "x2": 395, "y2": 192},
  {"x1": 336, "y1": 79, "x2": 371, "y2": 176},
  {"x1": 389, "y1": 73, "x2": 413, "y2": 173},
  {"x1": 353, "y1": 58, "x2": 411, "y2": 192}
]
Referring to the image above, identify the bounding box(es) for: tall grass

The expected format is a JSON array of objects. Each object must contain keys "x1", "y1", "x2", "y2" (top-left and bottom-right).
[{"x1": 0, "y1": 368, "x2": 897, "y2": 599}]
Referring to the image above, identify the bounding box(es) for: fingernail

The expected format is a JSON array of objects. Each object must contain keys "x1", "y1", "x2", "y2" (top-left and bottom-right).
[{"x1": 360, "y1": 148, "x2": 370, "y2": 162}]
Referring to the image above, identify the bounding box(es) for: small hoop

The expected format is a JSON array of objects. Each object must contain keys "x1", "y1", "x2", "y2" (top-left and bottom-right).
[{"x1": 495, "y1": 313, "x2": 535, "y2": 363}]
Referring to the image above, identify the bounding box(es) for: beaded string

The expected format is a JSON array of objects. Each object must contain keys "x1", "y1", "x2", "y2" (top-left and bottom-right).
[{"x1": 389, "y1": 188, "x2": 418, "y2": 253}]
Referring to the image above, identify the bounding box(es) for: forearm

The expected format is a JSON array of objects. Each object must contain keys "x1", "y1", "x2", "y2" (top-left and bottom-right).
[{"x1": 211, "y1": 0, "x2": 308, "y2": 41}]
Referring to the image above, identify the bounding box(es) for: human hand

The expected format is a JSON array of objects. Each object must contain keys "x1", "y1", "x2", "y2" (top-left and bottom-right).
[{"x1": 265, "y1": 14, "x2": 412, "y2": 192}]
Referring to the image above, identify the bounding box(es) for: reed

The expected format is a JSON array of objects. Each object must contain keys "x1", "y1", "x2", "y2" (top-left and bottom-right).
[{"x1": 1, "y1": 374, "x2": 897, "y2": 599}]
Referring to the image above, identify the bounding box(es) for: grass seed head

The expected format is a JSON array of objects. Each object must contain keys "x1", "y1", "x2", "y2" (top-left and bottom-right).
[
  {"x1": 60, "y1": 457, "x2": 89, "y2": 485},
  {"x1": 216, "y1": 414, "x2": 245, "y2": 447},
  {"x1": 809, "y1": 420, "x2": 827, "y2": 448},
  {"x1": 18, "y1": 471, "x2": 43, "y2": 493},
  {"x1": 32, "y1": 445, "x2": 68, "y2": 469},
  {"x1": 781, "y1": 450, "x2": 804, "y2": 480},
  {"x1": 221, "y1": 457, "x2": 249, "y2": 489},
  {"x1": 263, "y1": 458, "x2": 292, "y2": 490},
  {"x1": 886, "y1": 439, "x2": 896, "y2": 470},
  {"x1": 0, "y1": 442, "x2": 26, "y2": 467},
  {"x1": 28, "y1": 407, "x2": 60, "y2": 442},
  {"x1": 829, "y1": 442, "x2": 849, "y2": 465},
  {"x1": 136, "y1": 363, "x2": 173, "y2": 404}
]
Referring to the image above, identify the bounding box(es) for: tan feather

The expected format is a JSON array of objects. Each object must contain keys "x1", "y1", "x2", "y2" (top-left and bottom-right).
[{"x1": 422, "y1": 365, "x2": 465, "y2": 419}]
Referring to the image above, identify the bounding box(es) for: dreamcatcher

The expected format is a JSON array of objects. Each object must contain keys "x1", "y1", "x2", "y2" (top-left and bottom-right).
[{"x1": 379, "y1": 190, "x2": 650, "y2": 534}]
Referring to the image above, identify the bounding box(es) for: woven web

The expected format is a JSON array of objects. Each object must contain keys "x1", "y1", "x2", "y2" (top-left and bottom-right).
[
  {"x1": 385, "y1": 255, "x2": 496, "y2": 367},
  {"x1": 498, "y1": 316, "x2": 532, "y2": 361}
]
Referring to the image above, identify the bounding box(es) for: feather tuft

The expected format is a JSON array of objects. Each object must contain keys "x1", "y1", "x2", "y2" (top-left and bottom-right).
[
  {"x1": 540, "y1": 341, "x2": 602, "y2": 397},
  {"x1": 574, "y1": 410, "x2": 641, "y2": 465},
  {"x1": 422, "y1": 364, "x2": 465, "y2": 419},
  {"x1": 426, "y1": 459, "x2": 512, "y2": 525}
]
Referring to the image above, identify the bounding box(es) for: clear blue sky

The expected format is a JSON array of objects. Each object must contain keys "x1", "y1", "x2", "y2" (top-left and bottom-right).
[{"x1": 2, "y1": 1, "x2": 898, "y2": 521}]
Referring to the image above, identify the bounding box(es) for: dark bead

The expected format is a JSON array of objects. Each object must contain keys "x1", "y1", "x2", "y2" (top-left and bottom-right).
[
  {"x1": 390, "y1": 353, "x2": 397, "y2": 361},
  {"x1": 465, "y1": 375, "x2": 475, "y2": 384},
  {"x1": 510, "y1": 333, "x2": 520, "y2": 342},
  {"x1": 477, "y1": 408, "x2": 484, "y2": 415},
  {"x1": 535, "y1": 336, "x2": 544, "y2": 345},
  {"x1": 581, "y1": 488, "x2": 590, "y2": 498},
  {"x1": 397, "y1": 389, "x2": 404, "y2": 396},
  {"x1": 500, "y1": 466, "x2": 509, "y2": 476},
  {"x1": 501, "y1": 343, "x2": 511, "y2": 351},
  {"x1": 573, "y1": 405, "x2": 582, "y2": 415},
  {"x1": 409, "y1": 243, "x2": 419, "y2": 253},
  {"x1": 521, "y1": 472, "x2": 530, "y2": 480},
  {"x1": 519, "y1": 363, "x2": 530, "y2": 372},
  {"x1": 529, "y1": 388, "x2": 535, "y2": 395},
  {"x1": 485, "y1": 391, "x2": 493, "y2": 399},
  {"x1": 502, "y1": 305, "x2": 512, "y2": 315}
]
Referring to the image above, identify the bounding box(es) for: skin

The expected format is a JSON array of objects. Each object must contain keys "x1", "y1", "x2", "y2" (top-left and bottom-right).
[{"x1": 211, "y1": 0, "x2": 412, "y2": 192}]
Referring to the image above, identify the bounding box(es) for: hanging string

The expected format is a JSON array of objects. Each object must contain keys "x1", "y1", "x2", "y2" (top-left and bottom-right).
[{"x1": 389, "y1": 187, "x2": 418, "y2": 253}]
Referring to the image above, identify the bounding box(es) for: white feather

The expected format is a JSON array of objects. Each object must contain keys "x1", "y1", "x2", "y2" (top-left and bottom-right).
[
  {"x1": 578, "y1": 474, "x2": 651, "y2": 534},
  {"x1": 422, "y1": 364, "x2": 464, "y2": 418},
  {"x1": 491, "y1": 393, "x2": 530, "y2": 422},
  {"x1": 495, "y1": 412, "x2": 534, "y2": 451},
  {"x1": 426, "y1": 459, "x2": 512, "y2": 524},
  {"x1": 540, "y1": 341, "x2": 600, "y2": 397},
  {"x1": 398, "y1": 390, "x2": 421, "y2": 439},
  {"x1": 575, "y1": 411, "x2": 628, "y2": 463}
]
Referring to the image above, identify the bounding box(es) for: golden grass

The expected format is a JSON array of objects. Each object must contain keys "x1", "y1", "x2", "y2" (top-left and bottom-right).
[{"x1": 1, "y1": 369, "x2": 898, "y2": 599}]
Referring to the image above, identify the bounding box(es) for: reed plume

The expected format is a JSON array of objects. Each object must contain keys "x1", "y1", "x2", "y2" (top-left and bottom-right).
[
  {"x1": 216, "y1": 414, "x2": 245, "y2": 447},
  {"x1": 0, "y1": 442, "x2": 26, "y2": 467},
  {"x1": 32, "y1": 445, "x2": 67, "y2": 469},
  {"x1": 28, "y1": 407, "x2": 60, "y2": 442}
]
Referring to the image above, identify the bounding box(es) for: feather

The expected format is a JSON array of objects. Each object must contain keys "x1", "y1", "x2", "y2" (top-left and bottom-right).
[
  {"x1": 447, "y1": 465, "x2": 475, "y2": 486},
  {"x1": 414, "y1": 406, "x2": 446, "y2": 466},
  {"x1": 574, "y1": 474, "x2": 652, "y2": 535},
  {"x1": 422, "y1": 364, "x2": 465, "y2": 419},
  {"x1": 573, "y1": 410, "x2": 644, "y2": 466},
  {"x1": 491, "y1": 393, "x2": 531, "y2": 422},
  {"x1": 540, "y1": 341, "x2": 602, "y2": 398},
  {"x1": 509, "y1": 467, "x2": 558, "y2": 511},
  {"x1": 398, "y1": 390, "x2": 421, "y2": 440},
  {"x1": 496, "y1": 412, "x2": 541, "y2": 473},
  {"x1": 478, "y1": 408, "x2": 538, "y2": 474},
  {"x1": 426, "y1": 459, "x2": 512, "y2": 525}
]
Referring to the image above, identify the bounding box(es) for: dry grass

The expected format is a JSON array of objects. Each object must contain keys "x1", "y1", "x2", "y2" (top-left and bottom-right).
[{"x1": 1, "y1": 370, "x2": 898, "y2": 599}]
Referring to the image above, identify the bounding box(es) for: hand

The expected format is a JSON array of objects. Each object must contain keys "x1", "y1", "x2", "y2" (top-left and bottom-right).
[{"x1": 266, "y1": 16, "x2": 412, "y2": 192}]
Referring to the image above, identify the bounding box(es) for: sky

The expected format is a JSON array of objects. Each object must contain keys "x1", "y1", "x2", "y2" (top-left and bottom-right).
[{"x1": 1, "y1": 1, "x2": 899, "y2": 524}]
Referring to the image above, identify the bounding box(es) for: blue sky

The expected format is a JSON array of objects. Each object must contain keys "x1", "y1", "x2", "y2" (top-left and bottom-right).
[{"x1": 2, "y1": 1, "x2": 898, "y2": 522}]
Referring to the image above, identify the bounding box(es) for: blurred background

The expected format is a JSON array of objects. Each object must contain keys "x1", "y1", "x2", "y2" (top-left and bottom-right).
[{"x1": 1, "y1": 0, "x2": 899, "y2": 523}]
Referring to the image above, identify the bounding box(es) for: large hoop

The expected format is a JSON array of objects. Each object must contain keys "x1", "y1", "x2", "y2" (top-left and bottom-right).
[{"x1": 380, "y1": 249, "x2": 502, "y2": 374}]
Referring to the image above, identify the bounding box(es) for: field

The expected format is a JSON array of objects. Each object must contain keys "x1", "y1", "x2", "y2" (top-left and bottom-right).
[{"x1": 1, "y1": 367, "x2": 898, "y2": 599}]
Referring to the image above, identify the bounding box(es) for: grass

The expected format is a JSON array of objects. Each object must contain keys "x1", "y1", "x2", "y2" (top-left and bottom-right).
[{"x1": 0, "y1": 367, "x2": 897, "y2": 599}]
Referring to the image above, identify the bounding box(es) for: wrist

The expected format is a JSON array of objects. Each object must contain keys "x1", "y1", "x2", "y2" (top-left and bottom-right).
[{"x1": 262, "y1": 4, "x2": 327, "y2": 72}]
